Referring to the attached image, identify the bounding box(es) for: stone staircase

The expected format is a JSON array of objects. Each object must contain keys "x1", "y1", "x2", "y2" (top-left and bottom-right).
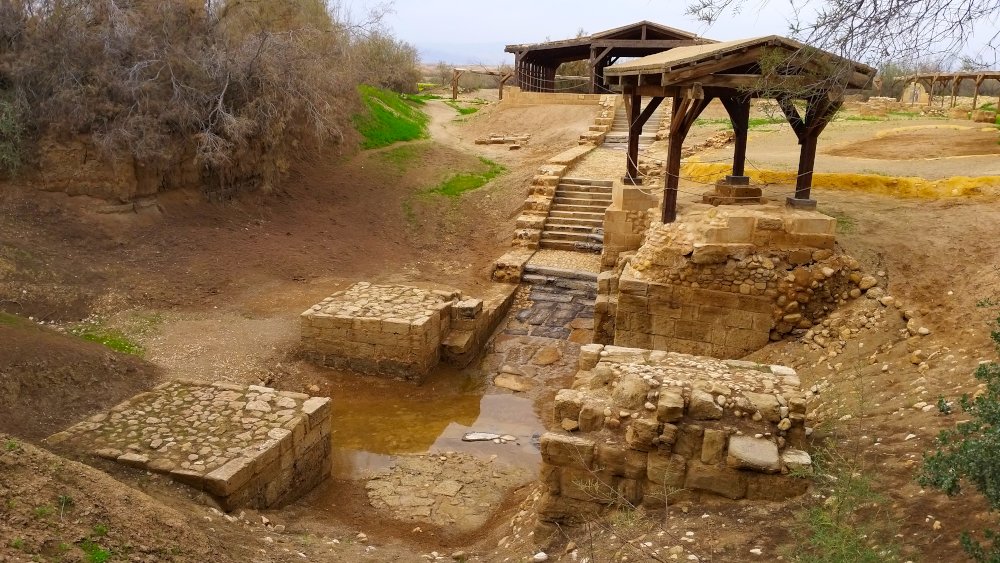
[
  {"x1": 604, "y1": 98, "x2": 664, "y2": 149},
  {"x1": 511, "y1": 264, "x2": 598, "y2": 339},
  {"x1": 540, "y1": 178, "x2": 613, "y2": 253}
]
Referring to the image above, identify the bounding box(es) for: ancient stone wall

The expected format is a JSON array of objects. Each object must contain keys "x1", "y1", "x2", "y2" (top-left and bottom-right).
[
  {"x1": 302, "y1": 282, "x2": 515, "y2": 381},
  {"x1": 597, "y1": 206, "x2": 880, "y2": 358},
  {"x1": 45, "y1": 381, "x2": 331, "y2": 511},
  {"x1": 601, "y1": 184, "x2": 656, "y2": 269},
  {"x1": 579, "y1": 95, "x2": 621, "y2": 145},
  {"x1": 502, "y1": 89, "x2": 608, "y2": 107},
  {"x1": 535, "y1": 345, "x2": 811, "y2": 534}
]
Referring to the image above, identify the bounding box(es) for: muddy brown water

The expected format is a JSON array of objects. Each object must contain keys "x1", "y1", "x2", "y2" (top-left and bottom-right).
[{"x1": 321, "y1": 364, "x2": 544, "y2": 480}]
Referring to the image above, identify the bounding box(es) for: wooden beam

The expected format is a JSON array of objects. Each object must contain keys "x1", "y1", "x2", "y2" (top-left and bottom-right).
[
  {"x1": 790, "y1": 97, "x2": 841, "y2": 203},
  {"x1": 720, "y1": 96, "x2": 751, "y2": 176},
  {"x1": 590, "y1": 39, "x2": 709, "y2": 49},
  {"x1": 499, "y1": 72, "x2": 512, "y2": 100},
  {"x1": 663, "y1": 95, "x2": 715, "y2": 223},
  {"x1": 624, "y1": 96, "x2": 664, "y2": 184},
  {"x1": 452, "y1": 69, "x2": 463, "y2": 100},
  {"x1": 972, "y1": 75, "x2": 985, "y2": 109}
]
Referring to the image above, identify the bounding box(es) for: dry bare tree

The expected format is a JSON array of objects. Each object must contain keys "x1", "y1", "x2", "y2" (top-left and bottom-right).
[{"x1": 686, "y1": 0, "x2": 1000, "y2": 65}]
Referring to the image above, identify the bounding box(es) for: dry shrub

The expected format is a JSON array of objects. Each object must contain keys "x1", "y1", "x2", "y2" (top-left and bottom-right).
[{"x1": 0, "y1": 0, "x2": 419, "y2": 192}]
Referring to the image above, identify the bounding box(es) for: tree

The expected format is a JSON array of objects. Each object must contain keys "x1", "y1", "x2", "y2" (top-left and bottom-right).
[{"x1": 686, "y1": 0, "x2": 1000, "y2": 66}]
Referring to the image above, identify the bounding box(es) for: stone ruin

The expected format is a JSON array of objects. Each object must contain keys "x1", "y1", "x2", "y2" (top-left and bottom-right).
[
  {"x1": 301, "y1": 282, "x2": 515, "y2": 381},
  {"x1": 45, "y1": 381, "x2": 331, "y2": 511},
  {"x1": 534, "y1": 344, "x2": 811, "y2": 537},
  {"x1": 596, "y1": 203, "x2": 880, "y2": 358}
]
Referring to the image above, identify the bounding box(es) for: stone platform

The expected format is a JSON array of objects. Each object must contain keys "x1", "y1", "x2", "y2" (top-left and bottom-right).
[
  {"x1": 45, "y1": 381, "x2": 331, "y2": 511},
  {"x1": 535, "y1": 344, "x2": 811, "y2": 533},
  {"x1": 301, "y1": 282, "x2": 515, "y2": 381}
]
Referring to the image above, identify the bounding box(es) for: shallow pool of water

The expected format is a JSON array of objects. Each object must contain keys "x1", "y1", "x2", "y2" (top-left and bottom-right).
[{"x1": 324, "y1": 365, "x2": 544, "y2": 479}]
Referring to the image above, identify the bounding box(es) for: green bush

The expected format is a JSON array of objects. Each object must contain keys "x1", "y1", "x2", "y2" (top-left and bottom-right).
[
  {"x1": 353, "y1": 85, "x2": 428, "y2": 149},
  {"x1": 429, "y1": 158, "x2": 505, "y2": 197},
  {"x1": 920, "y1": 312, "x2": 1000, "y2": 561}
]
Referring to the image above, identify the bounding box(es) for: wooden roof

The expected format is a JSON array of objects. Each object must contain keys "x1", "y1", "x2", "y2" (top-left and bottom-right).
[
  {"x1": 605, "y1": 35, "x2": 876, "y2": 95},
  {"x1": 893, "y1": 71, "x2": 1000, "y2": 82},
  {"x1": 505, "y1": 20, "x2": 710, "y2": 55}
]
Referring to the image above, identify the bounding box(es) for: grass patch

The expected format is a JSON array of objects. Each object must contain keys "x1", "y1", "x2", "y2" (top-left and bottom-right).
[
  {"x1": 353, "y1": 85, "x2": 428, "y2": 150},
  {"x1": 70, "y1": 322, "x2": 143, "y2": 356},
  {"x1": 404, "y1": 93, "x2": 443, "y2": 105},
  {"x1": 821, "y1": 208, "x2": 857, "y2": 234},
  {"x1": 80, "y1": 541, "x2": 111, "y2": 563},
  {"x1": 445, "y1": 100, "x2": 479, "y2": 115},
  {"x1": 981, "y1": 102, "x2": 996, "y2": 111},
  {"x1": 0, "y1": 311, "x2": 20, "y2": 325},
  {"x1": 748, "y1": 116, "x2": 786, "y2": 128},
  {"x1": 840, "y1": 115, "x2": 884, "y2": 122},
  {"x1": 693, "y1": 116, "x2": 786, "y2": 129},
  {"x1": 428, "y1": 158, "x2": 505, "y2": 197},
  {"x1": 379, "y1": 144, "x2": 425, "y2": 169},
  {"x1": 4, "y1": 439, "x2": 19, "y2": 452}
]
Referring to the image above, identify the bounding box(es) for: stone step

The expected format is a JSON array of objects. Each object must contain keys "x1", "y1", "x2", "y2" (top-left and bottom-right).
[
  {"x1": 523, "y1": 264, "x2": 599, "y2": 282},
  {"x1": 548, "y1": 210, "x2": 605, "y2": 220},
  {"x1": 545, "y1": 217, "x2": 603, "y2": 229},
  {"x1": 557, "y1": 183, "x2": 614, "y2": 193},
  {"x1": 560, "y1": 178, "x2": 614, "y2": 187},
  {"x1": 541, "y1": 230, "x2": 603, "y2": 243},
  {"x1": 553, "y1": 196, "x2": 612, "y2": 207},
  {"x1": 538, "y1": 238, "x2": 602, "y2": 253},
  {"x1": 554, "y1": 189, "x2": 613, "y2": 201},
  {"x1": 522, "y1": 275, "x2": 598, "y2": 293},
  {"x1": 550, "y1": 203, "x2": 609, "y2": 214}
]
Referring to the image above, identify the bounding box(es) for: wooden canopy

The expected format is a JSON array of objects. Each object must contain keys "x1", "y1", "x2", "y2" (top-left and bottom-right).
[
  {"x1": 505, "y1": 21, "x2": 714, "y2": 94},
  {"x1": 893, "y1": 72, "x2": 1000, "y2": 109},
  {"x1": 604, "y1": 35, "x2": 876, "y2": 222}
]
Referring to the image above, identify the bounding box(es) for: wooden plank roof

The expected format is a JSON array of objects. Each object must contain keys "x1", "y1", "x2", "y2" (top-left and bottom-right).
[
  {"x1": 504, "y1": 20, "x2": 707, "y2": 53},
  {"x1": 604, "y1": 35, "x2": 876, "y2": 93}
]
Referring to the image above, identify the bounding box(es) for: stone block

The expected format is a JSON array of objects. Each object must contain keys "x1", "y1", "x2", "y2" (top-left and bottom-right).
[
  {"x1": 559, "y1": 467, "x2": 615, "y2": 502},
  {"x1": 745, "y1": 472, "x2": 810, "y2": 501},
  {"x1": 647, "y1": 451, "x2": 686, "y2": 487},
  {"x1": 656, "y1": 390, "x2": 685, "y2": 422},
  {"x1": 726, "y1": 435, "x2": 780, "y2": 473},
  {"x1": 625, "y1": 418, "x2": 661, "y2": 452},
  {"x1": 540, "y1": 433, "x2": 595, "y2": 469},
  {"x1": 684, "y1": 462, "x2": 747, "y2": 499},
  {"x1": 672, "y1": 424, "x2": 703, "y2": 458},
  {"x1": 743, "y1": 392, "x2": 781, "y2": 422},
  {"x1": 578, "y1": 400, "x2": 608, "y2": 432},
  {"x1": 554, "y1": 389, "x2": 584, "y2": 422},
  {"x1": 612, "y1": 373, "x2": 649, "y2": 410},
  {"x1": 536, "y1": 492, "x2": 601, "y2": 524},
  {"x1": 701, "y1": 429, "x2": 727, "y2": 464},
  {"x1": 688, "y1": 389, "x2": 723, "y2": 420}
]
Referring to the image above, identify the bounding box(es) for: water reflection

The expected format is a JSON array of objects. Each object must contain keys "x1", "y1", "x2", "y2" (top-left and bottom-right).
[{"x1": 324, "y1": 366, "x2": 544, "y2": 480}]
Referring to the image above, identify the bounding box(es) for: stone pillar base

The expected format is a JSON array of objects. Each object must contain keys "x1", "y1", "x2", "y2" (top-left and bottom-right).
[
  {"x1": 785, "y1": 197, "x2": 818, "y2": 210},
  {"x1": 702, "y1": 176, "x2": 763, "y2": 206}
]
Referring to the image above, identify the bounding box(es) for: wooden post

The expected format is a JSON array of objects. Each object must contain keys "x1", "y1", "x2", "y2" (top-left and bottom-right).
[
  {"x1": 972, "y1": 75, "x2": 985, "y2": 109},
  {"x1": 928, "y1": 76, "x2": 937, "y2": 107},
  {"x1": 499, "y1": 73, "x2": 512, "y2": 100},
  {"x1": 661, "y1": 95, "x2": 714, "y2": 223},
  {"x1": 451, "y1": 69, "x2": 461, "y2": 100},
  {"x1": 623, "y1": 94, "x2": 663, "y2": 185},
  {"x1": 779, "y1": 96, "x2": 841, "y2": 206},
  {"x1": 720, "y1": 96, "x2": 751, "y2": 177},
  {"x1": 950, "y1": 76, "x2": 960, "y2": 108}
]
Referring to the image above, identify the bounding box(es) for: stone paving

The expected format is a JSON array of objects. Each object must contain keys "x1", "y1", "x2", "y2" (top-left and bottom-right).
[
  {"x1": 45, "y1": 380, "x2": 331, "y2": 510},
  {"x1": 365, "y1": 452, "x2": 533, "y2": 534},
  {"x1": 527, "y1": 250, "x2": 602, "y2": 273}
]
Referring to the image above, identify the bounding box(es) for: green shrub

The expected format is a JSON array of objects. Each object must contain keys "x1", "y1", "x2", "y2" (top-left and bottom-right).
[
  {"x1": 70, "y1": 322, "x2": 143, "y2": 356},
  {"x1": 353, "y1": 85, "x2": 428, "y2": 149},
  {"x1": 920, "y1": 312, "x2": 1000, "y2": 561}
]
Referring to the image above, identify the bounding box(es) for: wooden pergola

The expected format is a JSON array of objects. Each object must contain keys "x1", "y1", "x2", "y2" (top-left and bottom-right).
[
  {"x1": 450, "y1": 68, "x2": 514, "y2": 100},
  {"x1": 504, "y1": 21, "x2": 714, "y2": 94},
  {"x1": 893, "y1": 72, "x2": 1000, "y2": 109},
  {"x1": 604, "y1": 35, "x2": 875, "y2": 223}
]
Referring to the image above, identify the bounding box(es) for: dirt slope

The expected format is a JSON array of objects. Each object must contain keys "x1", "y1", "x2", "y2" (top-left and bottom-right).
[{"x1": 0, "y1": 318, "x2": 158, "y2": 441}]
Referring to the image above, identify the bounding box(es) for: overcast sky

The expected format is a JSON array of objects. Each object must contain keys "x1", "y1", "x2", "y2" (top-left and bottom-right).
[
  {"x1": 339, "y1": 0, "x2": 792, "y2": 63},
  {"x1": 342, "y1": 0, "x2": 996, "y2": 66}
]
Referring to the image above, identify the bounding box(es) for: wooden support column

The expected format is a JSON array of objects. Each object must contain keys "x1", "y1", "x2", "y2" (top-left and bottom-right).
[
  {"x1": 499, "y1": 72, "x2": 512, "y2": 100},
  {"x1": 513, "y1": 52, "x2": 523, "y2": 89},
  {"x1": 662, "y1": 93, "x2": 714, "y2": 223},
  {"x1": 720, "y1": 96, "x2": 751, "y2": 177},
  {"x1": 778, "y1": 95, "x2": 842, "y2": 208},
  {"x1": 545, "y1": 66, "x2": 557, "y2": 93},
  {"x1": 928, "y1": 76, "x2": 937, "y2": 107},
  {"x1": 451, "y1": 69, "x2": 462, "y2": 100},
  {"x1": 589, "y1": 46, "x2": 613, "y2": 94},
  {"x1": 623, "y1": 92, "x2": 663, "y2": 185},
  {"x1": 950, "y1": 76, "x2": 960, "y2": 108},
  {"x1": 972, "y1": 75, "x2": 985, "y2": 109}
]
